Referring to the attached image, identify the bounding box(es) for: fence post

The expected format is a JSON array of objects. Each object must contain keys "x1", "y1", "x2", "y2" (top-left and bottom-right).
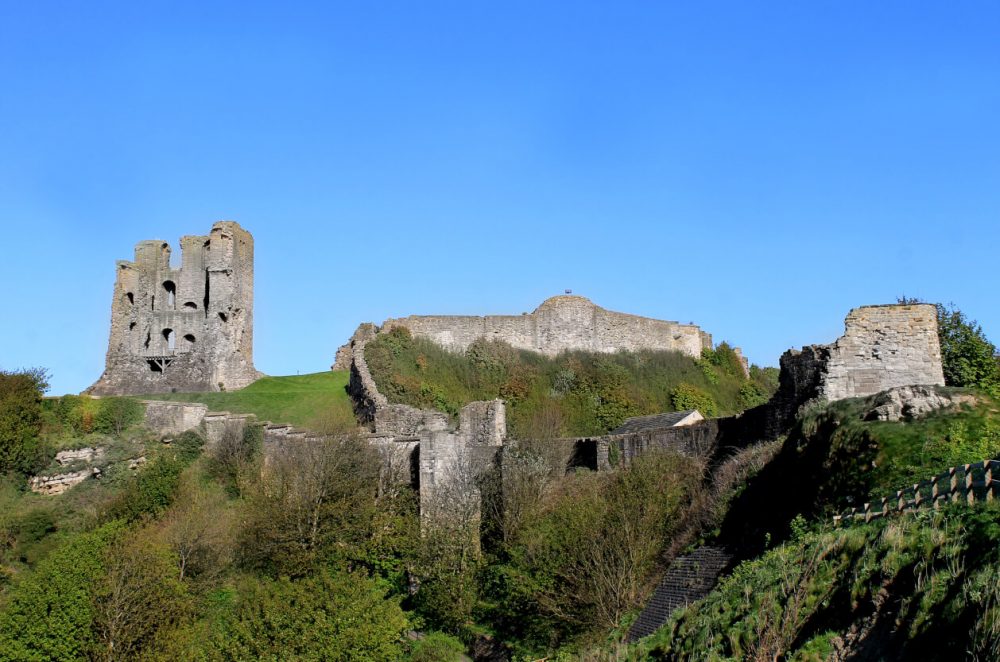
[
  {"x1": 913, "y1": 484, "x2": 922, "y2": 509},
  {"x1": 965, "y1": 464, "x2": 975, "y2": 505},
  {"x1": 983, "y1": 460, "x2": 993, "y2": 501},
  {"x1": 896, "y1": 490, "x2": 905, "y2": 512},
  {"x1": 931, "y1": 476, "x2": 940, "y2": 510},
  {"x1": 864, "y1": 503, "x2": 872, "y2": 522},
  {"x1": 950, "y1": 467, "x2": 959, "y2": 504}
]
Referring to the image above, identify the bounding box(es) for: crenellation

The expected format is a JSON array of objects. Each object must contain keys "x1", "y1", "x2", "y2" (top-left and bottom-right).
[{"x1": 87, "y1": 221, "x2": 261, "y2": 395}]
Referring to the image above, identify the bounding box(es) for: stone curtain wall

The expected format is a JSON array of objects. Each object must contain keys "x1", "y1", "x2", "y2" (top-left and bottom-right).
[
  {"x1": 334, "y1": 295, "x2": 713, "y2": 370},
  {"x1": 88, "y1": 221, "x2": 260, "y2": 396}
]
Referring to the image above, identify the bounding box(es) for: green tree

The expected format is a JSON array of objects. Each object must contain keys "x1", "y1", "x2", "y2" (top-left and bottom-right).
[
  {"x1": 0, "y1": 522, "x2": 122, "y2": 660},
  {"x1": 0, "y1": 368, "x2": 48, "y2": 475},
  {"x1": 208, "y1": 570, "x2": 409, "y2": 661},
  {"x1": 671, "y1": 383, "x2": 718, "y2": 417},
  {"x1": 94, "y1": 397, "x2": 144, "y2": 436},
  {"x1": 936, "y1": 303, "x2": 1000, "y2": 394}
]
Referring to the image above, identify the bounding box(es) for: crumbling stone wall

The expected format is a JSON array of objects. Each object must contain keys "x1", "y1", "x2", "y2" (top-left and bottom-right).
[
  {"x1": 334, "y1": 295, "x2": 717, "y2": 369},
  {"x1": 765, "y1": 304, "x2": 944, "y2": 435},
  {"x1": 88, "y1": 221, "x2": 260, "y2": 395}
]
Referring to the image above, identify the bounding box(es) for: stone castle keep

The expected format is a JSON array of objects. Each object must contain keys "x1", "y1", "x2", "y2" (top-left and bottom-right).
[{"x1": 88, "y1": 221, "x2": 260, "y2": 395}]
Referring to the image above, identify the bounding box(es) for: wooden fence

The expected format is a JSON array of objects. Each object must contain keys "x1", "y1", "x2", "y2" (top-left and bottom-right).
[{"x1": 833, "y1": 459, "x2": 1000, "y2": 525}]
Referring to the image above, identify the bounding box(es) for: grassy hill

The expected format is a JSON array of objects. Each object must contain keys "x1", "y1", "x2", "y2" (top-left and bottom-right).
[
  {"x1": 144, "y1": 371, "x2": 353, "y2": 428},
  {"x1": 623, "y1": 388, "x2": 1000, "y2": 660},
  {"x1": 365, "y1": 327, "x2": 778, "y2": 438}
]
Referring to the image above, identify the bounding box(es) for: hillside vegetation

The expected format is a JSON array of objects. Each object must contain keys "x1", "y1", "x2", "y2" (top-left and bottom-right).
[
  {"x1": 145, "y1": 371, "x2": 353, "y2": 428},
  {"x1": 365, "y1": 328, "x2": 778, "y2": 437}
]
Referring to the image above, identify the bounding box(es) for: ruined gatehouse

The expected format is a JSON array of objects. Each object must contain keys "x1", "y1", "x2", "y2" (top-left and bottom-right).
[{"x1": 87, "y1": 221, "x2": 260, "y2": 395}]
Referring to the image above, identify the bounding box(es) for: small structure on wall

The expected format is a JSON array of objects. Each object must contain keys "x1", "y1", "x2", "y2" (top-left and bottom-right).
[{"x1": 87, "y1": 221, "x2": 261, "y2": 395}]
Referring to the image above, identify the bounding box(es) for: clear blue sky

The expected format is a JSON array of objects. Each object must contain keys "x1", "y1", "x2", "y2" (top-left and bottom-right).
[{"x1": 1, "y1": 1, "x2": 998, "y2": 395}]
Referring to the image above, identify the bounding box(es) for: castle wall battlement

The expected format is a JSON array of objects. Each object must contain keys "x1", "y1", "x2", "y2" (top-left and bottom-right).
[{"x1": 88, "y1": 221, "x2": 260, "y2": 395}]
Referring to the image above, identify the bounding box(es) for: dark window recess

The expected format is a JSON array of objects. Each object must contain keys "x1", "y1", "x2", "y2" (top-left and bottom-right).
[
  {"x1": 163, "y1": 281, "x2": 176, "y2": 309},
  {"x1": 568, "y1": 439, "x2": 599, "y2": 471},
  {"x1": 218, "y1": 312, "x2": 228, "y2": 323},
  {"x1": 151, "y1": 295, "x2": 155, "y2": 311},
  {"x1": 148, "y1": 359, "x2": 162, "y2": 373},
  {"x1": 183, "y1": 302, "x2": 197, "y2": 310},
  {"x1": 203, "y1": 269, "x2": 210, "y2": 317},
  {"x1": 126, "y1": 292, "x2": 134, "y2": 305},
  {"x1": 183, "y1": 333, "x2": 196, "y2": 344},
  {"x1": 144, "y1": 331, "x2": 151, "y2": 349},
  {"x1": 129, "y1": 322, "x2": 136, "y2": 331},
  {"x1": 163, "y1": 328, "x2": 175, "y2": 351}
]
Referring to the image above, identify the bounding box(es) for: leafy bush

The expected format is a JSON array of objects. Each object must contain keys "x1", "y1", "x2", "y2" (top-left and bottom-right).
[
  {"x1": 670, "y1": 383, "x2": 718, "y2": 417},
  {"x1": 365, "y1": 333, "x2": 771, "y2": 436},
  {"x1": 94, "y1": 397, "x2": 144, "y2": 436},
  {"x1": 207, "y1": 570, "x2": 409, "y2": 661},
  {"x1": 0, "y1": 522, "x2": 123, "y2": 660},
  {"x1": 408, "y1": 631, "x2": 466, "y2": 661},
  {"x1": 937, "y1": 303, "x2": 1000, "y2": 395},
  {"x1": 490, "y1": 451, "x2": 704, "y2": 652},
  {"x1": 0, "y1": 368, "x2": 48, "y2": 475}
]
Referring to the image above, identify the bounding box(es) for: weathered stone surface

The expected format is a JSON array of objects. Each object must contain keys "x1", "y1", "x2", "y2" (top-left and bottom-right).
[
  {"x1": 54, "y1": 447, "x2": 105, "y2": 466},
  {"x1": 335, "y1": 295, "x2": 716, "y2": 369},
  {"x1": 820, "y1": 305, "x2": 944, "y2": 402},
  {"x1": 29, "y1": 467, "x2": 100, "y2": 495},
  {"x1": 88, "y1": 221, "x2": 260, "y2": 395},
  {"x1": 865, "y1": 385, "x2": 975, "y2": 422},
  {"x1": 143, "y1": 401, "x2": 210, "y2": 436},
  {"x1": 767, "y1": 304, "x2": 945, "y2": 435}
]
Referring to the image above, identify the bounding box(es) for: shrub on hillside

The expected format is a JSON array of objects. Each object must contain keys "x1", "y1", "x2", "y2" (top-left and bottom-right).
[
  {"x1": 207, "y1": 570, "x2": 409, "y2": 661},
  {"x1": 671, "y1": 383, "x2": 718, "y2": 417},
  {"x1": 94, "y1": 397, "x2": 144, "y2": 436},
  {"x1": 0, "y1": 368, "x2": 48, "y2": 475}
]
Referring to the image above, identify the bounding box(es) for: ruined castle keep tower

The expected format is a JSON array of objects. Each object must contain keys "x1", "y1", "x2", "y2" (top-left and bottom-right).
[{"x1": 88, "y1": 221, "x2": 261, "y2": 395}]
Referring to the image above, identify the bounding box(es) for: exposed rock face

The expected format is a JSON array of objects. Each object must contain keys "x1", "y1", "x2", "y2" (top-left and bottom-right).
[
  {"x1": 334, "y1": 295, "x2": 733, "y2": 370},
  {"x1": 29, "y1": 467, "x2": 100, "y2": 495},
  {"x1": 88, "y1": 221, "x2": 260, "y2": 395},
  {"x1": 54, "y1": 447, "x2": 105, "y2": 466},
  {"x1": 865, "y1": 385, "x2": 976, "y2": 422}
]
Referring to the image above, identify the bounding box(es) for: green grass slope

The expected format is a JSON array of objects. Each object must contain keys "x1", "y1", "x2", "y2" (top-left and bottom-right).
[
  {"x1": 623, "y1": 389, "x2": 1000, "y2": 661},
  {"x1": 145, "y1": 371, "x2": 353, "y2": 428}
]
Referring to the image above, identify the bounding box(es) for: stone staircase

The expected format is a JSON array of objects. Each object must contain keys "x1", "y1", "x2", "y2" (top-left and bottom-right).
[{"x1": 627, "y1": 545, "x2": 732, "y2": 642}]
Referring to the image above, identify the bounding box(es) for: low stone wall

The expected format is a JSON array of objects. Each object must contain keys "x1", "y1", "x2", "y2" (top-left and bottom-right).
[
  {"x1": 346, "y1": 327, "x2": 450, "y2": 435},
  {"x1": 142, "y1": 400, "x2": 254, "y2": 449},
  {"x1": 143, "y1": 401, "x2": 209, "y2": 436}
]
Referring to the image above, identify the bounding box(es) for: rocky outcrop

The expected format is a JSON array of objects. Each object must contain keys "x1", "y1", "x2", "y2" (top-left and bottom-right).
[
  {"x1": 864, "y1": 385, "x2": 976, "y2": 422},
  {"x1": 29, "y1": 467, "x2": 101, "y2": 495}
]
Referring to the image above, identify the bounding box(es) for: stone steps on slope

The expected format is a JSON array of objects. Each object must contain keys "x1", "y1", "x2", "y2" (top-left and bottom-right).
[{"x1": 626, "y1": 545, "x2": 732, "y2": 643}]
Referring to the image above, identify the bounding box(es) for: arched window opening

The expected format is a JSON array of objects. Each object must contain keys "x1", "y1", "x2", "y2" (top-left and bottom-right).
[
  {"x1": 163, "y1": 328, "x2": 175, "y2": 351},
  {"x1": 163, "y1": 281, "x2": 176, "y2": 309},
  {"x1": 125, "y1": 292, "x2": 134, "y2": 305},
  {"x1": 183, "y1": 302, "x2": 198, "y2": 310},
  {"x1": 129, "y1": 322, "x2": 136, "y2": 331},
  {"x1": 183, "y1": 333, "x2": 196, "y2": 345}
]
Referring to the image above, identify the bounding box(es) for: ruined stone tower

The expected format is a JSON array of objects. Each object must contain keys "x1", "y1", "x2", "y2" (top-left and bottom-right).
[{"x1": 88, "y1": 221, "x2": 260, "y2": 395}]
